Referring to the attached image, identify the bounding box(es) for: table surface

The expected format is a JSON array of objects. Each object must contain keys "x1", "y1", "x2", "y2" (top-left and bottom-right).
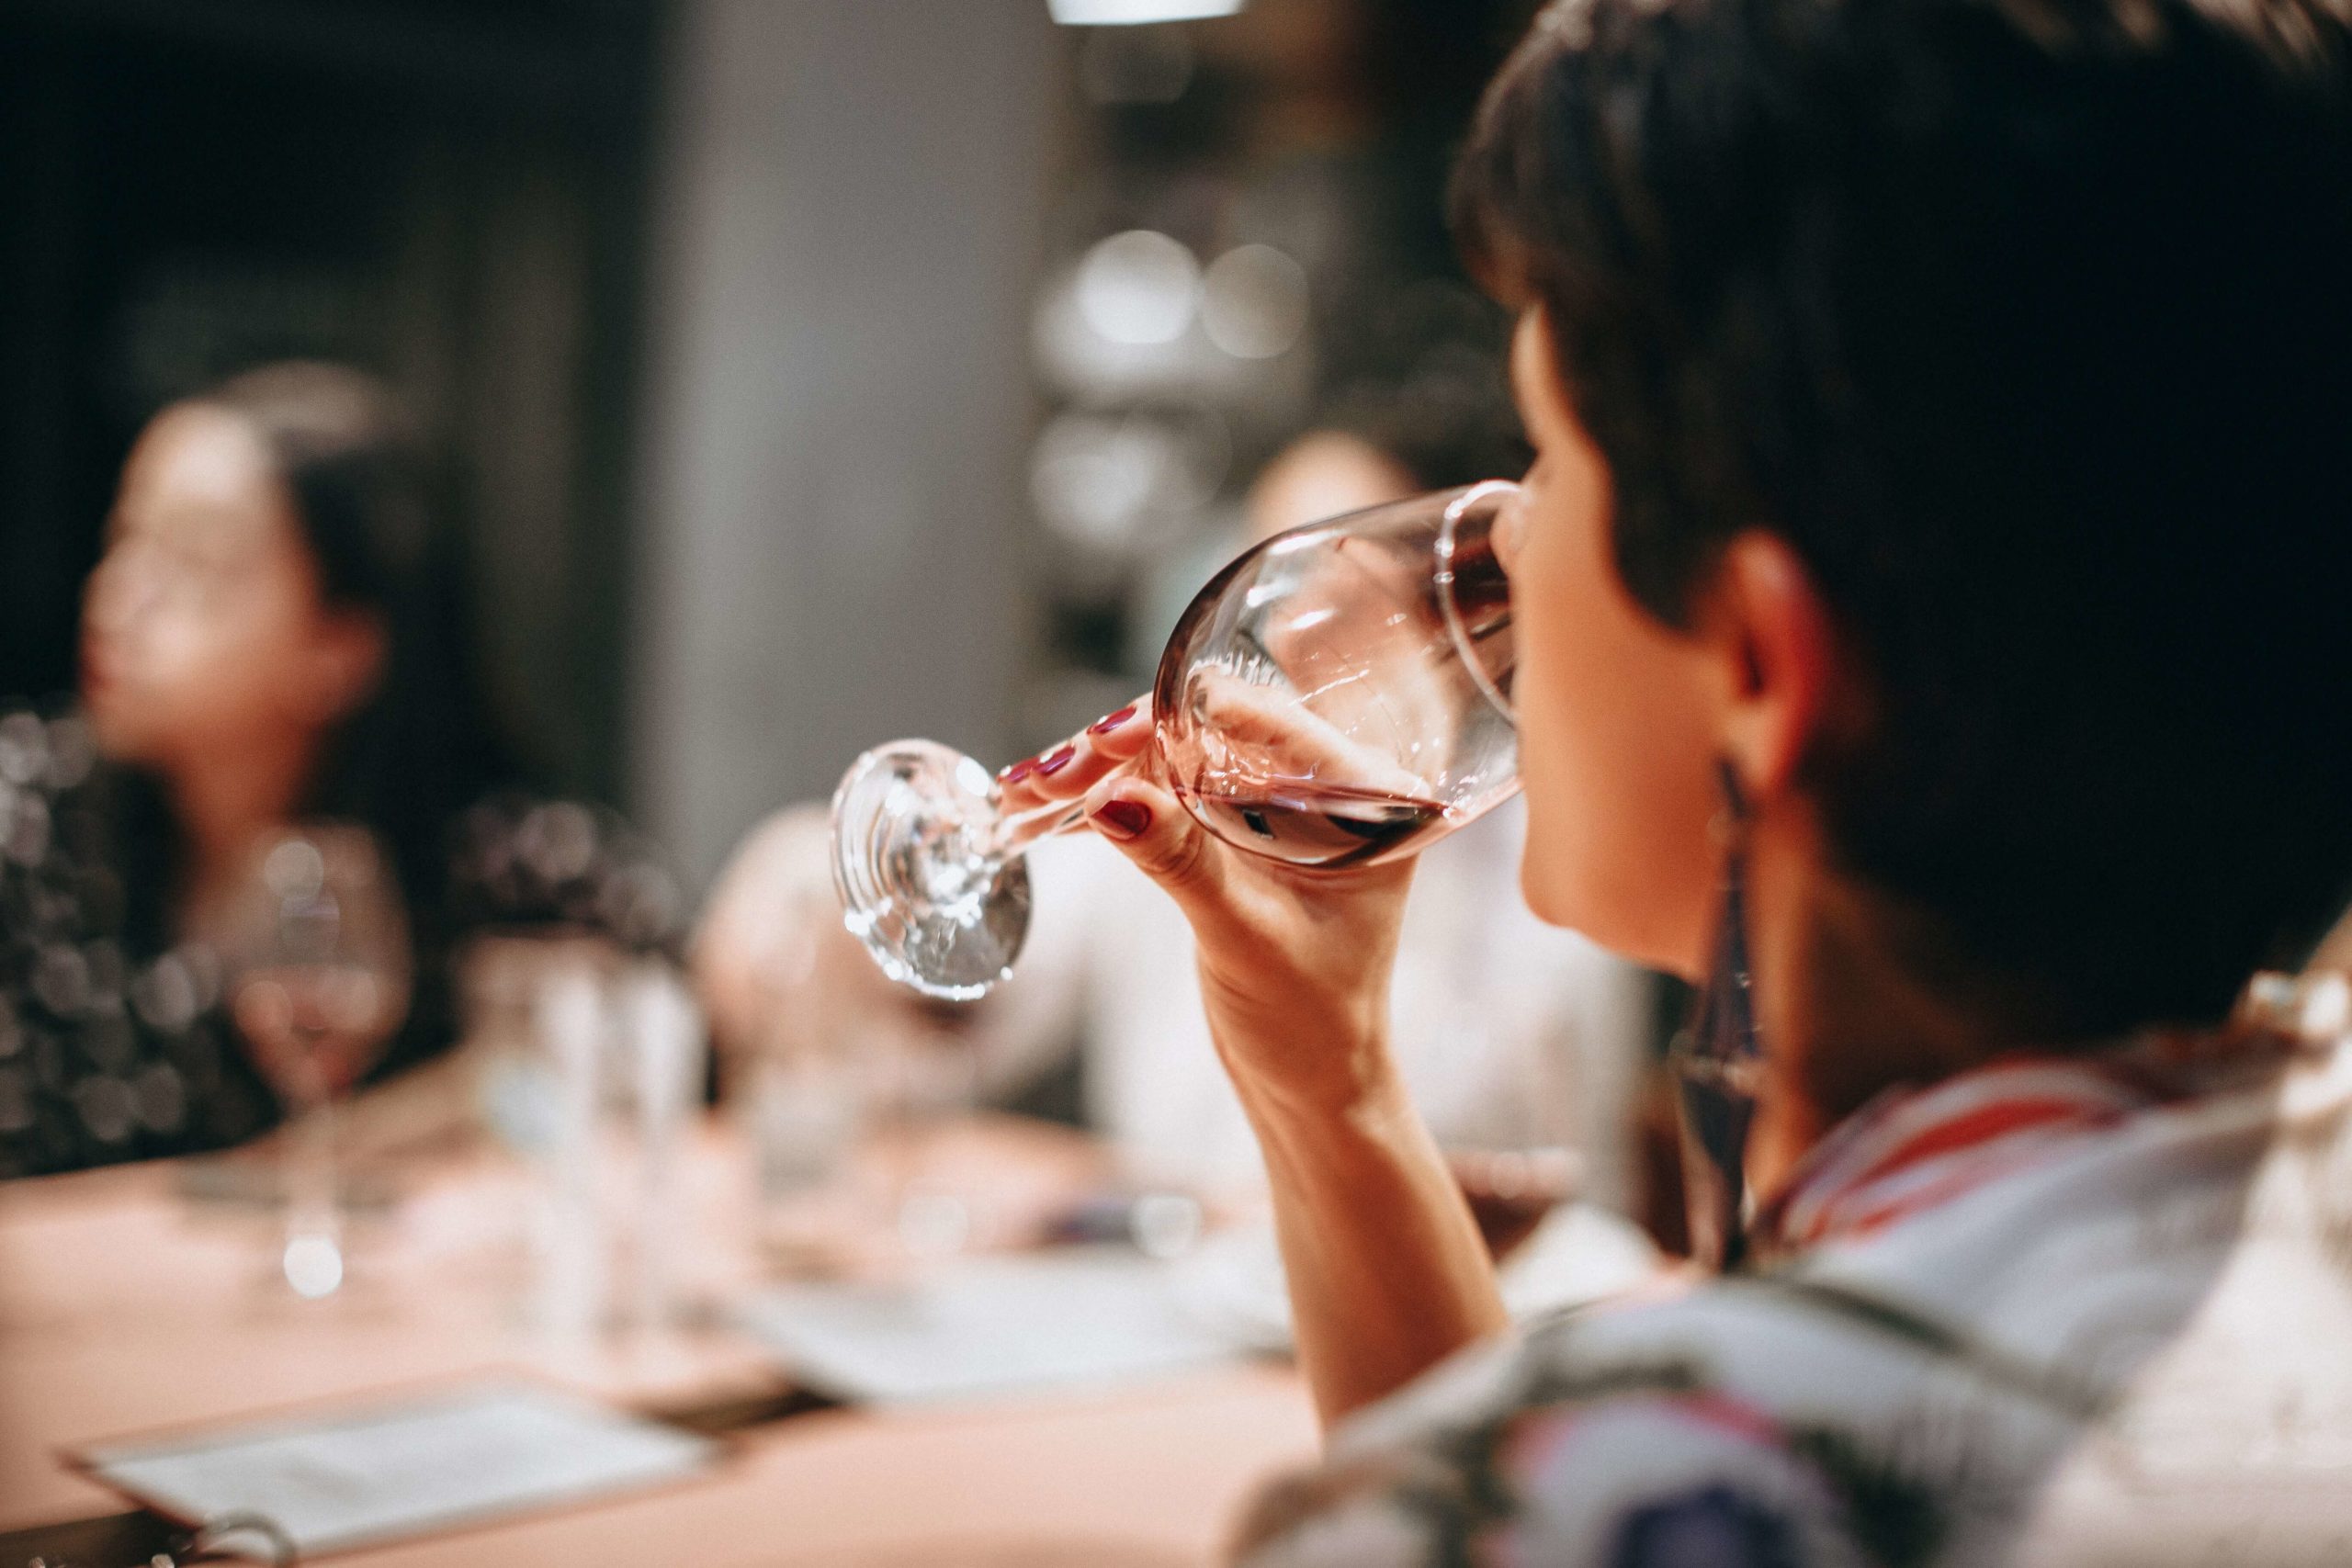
[{"x1": 0, "y1": 1120, "x2": 1319, "y2": 1566}]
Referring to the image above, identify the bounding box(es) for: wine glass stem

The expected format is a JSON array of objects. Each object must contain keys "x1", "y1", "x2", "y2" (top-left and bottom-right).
[
  {"x1": 983, "y1": 754, "x2": 1147, "y2": 858},
  {"x1": 286, "y1": 1095, "x2": 339, "y2": 1258}
]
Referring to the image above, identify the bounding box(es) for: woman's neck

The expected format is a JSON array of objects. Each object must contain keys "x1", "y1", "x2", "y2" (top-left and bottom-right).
[
  {"x1": 163, "y1": 728, "x2": 320, "y2": 941},
  {"x1": 1739, "y1": 814, "x2": 2020, "y2": 1201}
]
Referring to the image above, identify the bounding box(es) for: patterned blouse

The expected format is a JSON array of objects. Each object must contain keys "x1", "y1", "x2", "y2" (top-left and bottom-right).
[
  {"x1": 0, "y1": 704, "x2": 684, "y2": 1179},
  {"x1": 1236, "y1": 998, "x2": 2352, "y2": 1565}
]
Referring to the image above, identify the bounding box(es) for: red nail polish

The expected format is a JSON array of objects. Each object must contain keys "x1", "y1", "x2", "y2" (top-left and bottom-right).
[
  {"x1": 1088, "y1": 705, "x2": 1138, "y2": 735},
  {"x1": 1001, "y1": 758, "x2": 1038, "y2": 785},
  {"x1": 1037, "y1": 746, "x2": 1077, "y2": 776},
  {"x1": 1093, "y1": 799, "x2": 1150, "y2": 840}
]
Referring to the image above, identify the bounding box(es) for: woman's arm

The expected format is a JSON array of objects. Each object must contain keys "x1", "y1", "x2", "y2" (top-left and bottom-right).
[
  {"x1": 1005, "y1": 700, "x2": 1508, "y2": 1427},
  {"x1": 1238, "y1": 1047, "x2": 1511, "y2": 1425}
]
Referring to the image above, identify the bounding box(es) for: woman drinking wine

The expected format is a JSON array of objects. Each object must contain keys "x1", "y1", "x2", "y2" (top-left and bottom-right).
[{"x1": 996, "y1": 0, "x2": 2352, "y2": 1555}]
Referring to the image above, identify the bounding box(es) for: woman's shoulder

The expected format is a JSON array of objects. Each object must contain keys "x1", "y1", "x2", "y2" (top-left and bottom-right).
[
  {"x1": 1235, "y1": 1269, "x2": 2073, "y2": 1568},
  {"x1": 1236, "y1": 1284, "x2": 1897, "y2": 1568},
  {"x1": 1234, "y1": 1043, "x2": 2314, "y2": 1568},
  {"x1": 0, "y1": 701, "x2": 131, "y2": 927},
  {"x1": 0, "y1": 700, "x2": 105, "y2": 812}
]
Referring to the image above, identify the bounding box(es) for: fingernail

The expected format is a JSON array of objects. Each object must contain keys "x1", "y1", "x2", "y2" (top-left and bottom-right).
[
  {"x1": 1037, "y1": 746, "x2": 1077, "y2": 776},
  {"x1": 1092, "y1": 799, "x2": 1150, "y2": 840},
  {"x1": 1088, "y1": 705, "x2": 1138, "y2": 736},
  {"x1": 1000, "y1": 758, "x2": 1038, "y2": 785}
]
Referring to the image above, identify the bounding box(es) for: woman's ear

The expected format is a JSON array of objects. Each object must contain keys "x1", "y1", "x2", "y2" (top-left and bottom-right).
[
  {"x1": 1704, "y1": 531, "x2": 1835, "y2": 800},
  {"x1": 301, "y1": 610, "x2": 389, "y2": 725}
]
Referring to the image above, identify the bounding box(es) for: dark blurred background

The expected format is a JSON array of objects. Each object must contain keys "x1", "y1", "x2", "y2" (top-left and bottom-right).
[{"x1": 0, "y1": 0, "x2": 1539, "y2": 888}]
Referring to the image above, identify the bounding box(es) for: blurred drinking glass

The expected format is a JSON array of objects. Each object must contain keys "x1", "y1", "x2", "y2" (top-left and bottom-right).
[
  {"x1": 223, "y1": 824, "x2": 412, "y2": 1298},
  {"x1": 741, "y1": 903, "x2": 873, "y2": 1272},
  {"x1": 875, "y1": 1002, "x2": 988, "y2": 1261},
  {"x1": 1445, "y1": 1145, "x2": 1582, "y2": 1262},
  {"x1": 833, "y1": 481, "x2": 1521, "y2": 999}
]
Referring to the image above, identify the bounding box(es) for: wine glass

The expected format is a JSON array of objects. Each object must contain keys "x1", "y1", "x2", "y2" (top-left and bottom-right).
[
  {"x1": 832, "y1": 481, "x2": 1520, "y2": 1000},
  {"x1": 222, "y1": 823, "x2": 413, "y2": 1298}
]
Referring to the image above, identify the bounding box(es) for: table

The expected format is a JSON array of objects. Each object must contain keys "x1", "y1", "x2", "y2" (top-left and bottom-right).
[{"x1": 0, "y1": 1120, "x2": 1319, "y2": 1565}]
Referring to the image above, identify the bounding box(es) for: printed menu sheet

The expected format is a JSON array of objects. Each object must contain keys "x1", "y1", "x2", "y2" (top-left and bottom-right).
[
  {"x1": 77, "y1": 1382, "x2": 718, "y2": 1557},
  {"x1": 740, "y1": 1249, "x2": 1242, "y2": 1405}
]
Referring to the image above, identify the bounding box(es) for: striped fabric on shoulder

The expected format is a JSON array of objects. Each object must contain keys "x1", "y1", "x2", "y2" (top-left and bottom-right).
[{"x1": 1754, "y1": 1052, "x2": 2206, "y2": 1253}]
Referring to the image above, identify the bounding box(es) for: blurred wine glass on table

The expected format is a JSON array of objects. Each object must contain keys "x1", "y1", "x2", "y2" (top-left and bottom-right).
[
  {"x1": 875, "y1": 1002, "x2": 991, "y2": 1262},
  {"x1": 221, "y1": 823, "x2": 412, "y2": 1299},
  {"x1": 832, "y1": 480, "x2": 1521, "y2": 999},
  {"x1": 698, "y1": 807, "x2": 994, "y2": 1271},
  {"x1": 695, "y1": 813, "x2": 878, "y2": 1271},
  {"x1": 1444, "y1": 1145, "x2": 1582, "y2": 1263},
  {"x1": 740, "y1": 892, "x2": 877, "y2": 1274}
]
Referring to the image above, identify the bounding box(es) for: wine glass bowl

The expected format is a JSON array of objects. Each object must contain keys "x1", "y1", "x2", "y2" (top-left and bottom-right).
[
  {"x1": 1150, "y1": 480, "x2": 1519, "y2": 868},
  {"x1": 220, "y1": 824, "x2": 412, "y2": 1297},
  {"x1": 831, "y1": 482, "x2": 1522, "y2": 1000}
]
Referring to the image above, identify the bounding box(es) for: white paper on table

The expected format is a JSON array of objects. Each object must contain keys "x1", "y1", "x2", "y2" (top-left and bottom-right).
[
  {"x1": 1171, "y1": 1201, "x2": 1662, "y2": 1354},
  {"x1": 737, "y1": 1249, "x2": 1245, "y2": 1405},
  {"x1": 76, "y1": 1382, "x2": 719, "y2": 1558}
]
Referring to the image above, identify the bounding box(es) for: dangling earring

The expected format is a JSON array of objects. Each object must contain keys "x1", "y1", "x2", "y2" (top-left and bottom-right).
[{"x1": 1671, "y1": 761, "x2": 1765, "y2": 1272}]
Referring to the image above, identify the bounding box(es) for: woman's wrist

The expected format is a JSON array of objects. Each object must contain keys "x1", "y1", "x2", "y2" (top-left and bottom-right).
[
  {"x1": 1196, "y1": 962, "x2": 1403, "y2": 1126},
  {"x1": 1206, "y1": 1006, "x2": 1411, "y2": 1143}
]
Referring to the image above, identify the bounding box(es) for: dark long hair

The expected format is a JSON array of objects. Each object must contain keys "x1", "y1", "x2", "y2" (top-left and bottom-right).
[
  {"x1": 200, "y1": 363, "x2": 511, "y2": 884},
  {"x1": 119, "y1": 363, "x2": 514, "y2": 1065}
]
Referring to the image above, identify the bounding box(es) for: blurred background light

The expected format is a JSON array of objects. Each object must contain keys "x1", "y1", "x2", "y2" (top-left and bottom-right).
[
  {"x1": 1032, "y1": 412, "x2": 1162, "y2": 552},
  {"x1": 1075, "y1": 230, "x2": 1203, "y2": 346},
  {"x1": 1029, "y1": 404, "x2": 1232, "y2": 558},
  {"x1": 1201, "y1": 244, "x2": 1311, "y2": 360},
  {"x1": 1049, "y1": 0, "x2": 1246, "y2": 24}
]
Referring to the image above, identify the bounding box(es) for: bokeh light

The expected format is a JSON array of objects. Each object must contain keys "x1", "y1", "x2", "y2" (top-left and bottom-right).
[
  {"x1": 1075, "y1": 230, "x2": 1203, "y2": 347},
  {"x1": 1201, "y1": 244, "x2": 1310, "y2": 360}
]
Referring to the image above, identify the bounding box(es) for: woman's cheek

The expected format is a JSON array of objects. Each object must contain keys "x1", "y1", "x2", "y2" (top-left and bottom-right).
[
  {"x1": 1509, "y1": 535, "x2": 1720, "y2": 973},
  {"x1": 1506, "y1": 515, "x2": 1617, "y2": 933},
  {"x1": 164, "y1": 601, "x2": 314, "y2": 739}
]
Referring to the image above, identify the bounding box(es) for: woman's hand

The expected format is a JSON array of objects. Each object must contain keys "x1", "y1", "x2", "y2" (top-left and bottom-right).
[
  {"x1": 1004, "y1": 697, "x2": 1509, "y2": 1427},
  {"x1": 998, "y1": 694, "x2": 1417, "y2": 1116}
]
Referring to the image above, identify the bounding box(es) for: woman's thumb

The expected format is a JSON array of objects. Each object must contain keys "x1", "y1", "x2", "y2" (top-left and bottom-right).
[{"x1": 1083, "y1": 777, "x2": 1222, "y2": 908}]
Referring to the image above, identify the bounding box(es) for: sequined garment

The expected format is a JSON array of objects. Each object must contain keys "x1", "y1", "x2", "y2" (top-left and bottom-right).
[
  {"x1": 0, "y1": 703, "x2": 684, "y2": 1179},
  {"x1": 1235, "y1": 1027, "x2": 2352, "y2": 1566}
]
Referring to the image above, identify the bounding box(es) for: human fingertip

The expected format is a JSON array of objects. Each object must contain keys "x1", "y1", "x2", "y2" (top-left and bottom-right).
[{"x1": 1091, "y1": 798, "x2": 1151, "y2": 841}]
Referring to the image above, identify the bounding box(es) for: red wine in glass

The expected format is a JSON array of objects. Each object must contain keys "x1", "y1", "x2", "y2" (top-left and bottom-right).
[
  {"x1": 1171, "y1": 779, "x2": 1455, "y2": 870},
  {"x1": 235, "y1": 964, "x2": 403, "y2": 1108}
]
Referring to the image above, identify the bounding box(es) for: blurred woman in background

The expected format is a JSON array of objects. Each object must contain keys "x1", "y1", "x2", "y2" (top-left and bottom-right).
[{"x1": 0, "y1": 363, "x2": 677, "y2": 1179}]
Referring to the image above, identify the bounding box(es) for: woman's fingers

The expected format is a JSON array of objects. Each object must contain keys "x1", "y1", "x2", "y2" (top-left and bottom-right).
[
  {"x1": 989, "y1": 694, "x2": 1240, "y2": 938},
  {"x1": 1191, "y1": 671, "x2": 1430, "y2": 796},
  {"x1": 997, "y1": 696, "x2": 1154, "y2": 811},
  {"x1": 1079, "y1": 772, "x2": 1226, "y2": 913}
]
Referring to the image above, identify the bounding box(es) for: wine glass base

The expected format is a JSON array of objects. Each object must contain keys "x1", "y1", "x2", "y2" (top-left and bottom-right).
[
  {"x1": 830, "y1": 739, "x2": 1032, "y2": 1001},
  {"x1": 283, "y1": 1232, "x2": 345, "y2": 1298}
]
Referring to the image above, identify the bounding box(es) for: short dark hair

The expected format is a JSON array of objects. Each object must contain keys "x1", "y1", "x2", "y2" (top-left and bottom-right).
[{"x1": 1453, "y1": 0, "x2": 2352, "y2": 1035}]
